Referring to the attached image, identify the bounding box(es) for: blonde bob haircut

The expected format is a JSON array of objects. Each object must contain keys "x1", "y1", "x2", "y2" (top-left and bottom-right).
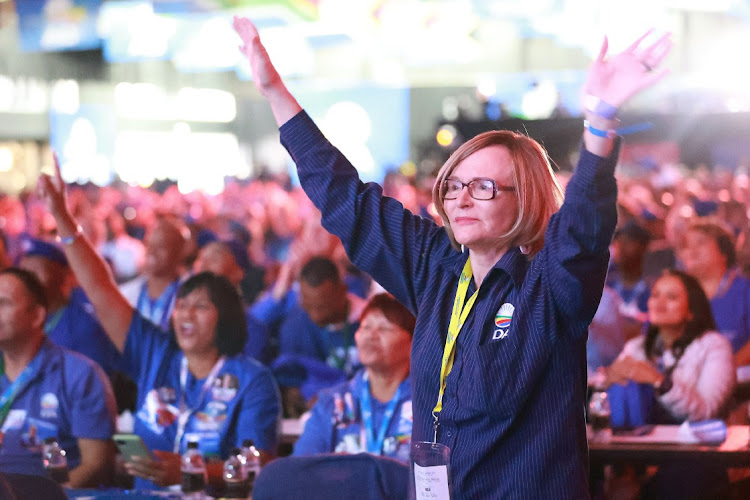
[{"x1": 432, "y1": 130, "x2": 564, "y2": 258}]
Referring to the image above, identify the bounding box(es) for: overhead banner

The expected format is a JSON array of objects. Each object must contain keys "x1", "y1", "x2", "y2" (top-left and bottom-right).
[{"x1": 16, "y1": 0, "x2": 102, "y2": 52}]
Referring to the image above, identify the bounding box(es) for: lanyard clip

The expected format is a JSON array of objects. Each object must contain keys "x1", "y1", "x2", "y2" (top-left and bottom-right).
[{"x1": 432, "y1": 412, "x2": 439, "y2": 444}]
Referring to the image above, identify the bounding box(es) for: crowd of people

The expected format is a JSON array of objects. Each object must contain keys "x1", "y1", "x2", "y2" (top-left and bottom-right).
[{"x1": 0, "y1": 17, "x2": 748, "y2": 499}]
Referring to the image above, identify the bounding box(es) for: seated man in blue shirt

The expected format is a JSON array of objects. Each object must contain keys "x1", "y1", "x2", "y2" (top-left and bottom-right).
[
  {"x1": 17, "y1": 237, "x2": 122, "y2": 375},
  {"x1": 252, "y1": 257, "x2": 366, "y2": 415},
  {"x1": 119, "y1": 217, "x2": 187, "y2": 331},
  {"x1": 294, "y1": 294, "x2": 413, "y2": 463},
  {"x1": 0, "y1": 268, "x2": 117, "y2": 487}
]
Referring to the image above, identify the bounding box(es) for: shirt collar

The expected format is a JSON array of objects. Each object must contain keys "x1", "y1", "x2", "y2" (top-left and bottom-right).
[{"x1": 443, "y1": 246, "x2": 529, "y2": 288}]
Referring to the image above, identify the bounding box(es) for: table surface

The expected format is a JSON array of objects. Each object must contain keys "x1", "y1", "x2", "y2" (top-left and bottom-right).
[{"x1": 589, "y1": 425, "x2": 750, "y2": 466}]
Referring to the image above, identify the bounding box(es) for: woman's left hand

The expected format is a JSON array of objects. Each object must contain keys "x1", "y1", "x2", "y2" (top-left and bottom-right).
[
  {"x1": 583, "y1": 29, "x2": 673, "y2": 111},
  {"x1": 124, "y1": 450, "x2": 181, "y2": 487}
]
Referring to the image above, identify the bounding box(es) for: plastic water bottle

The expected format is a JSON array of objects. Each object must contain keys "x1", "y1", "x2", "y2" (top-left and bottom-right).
[
  {"x1": 588, "y1": 388, "x2": 612, "y2": 443},
  {"x1": 43, "y1": 437, "x2": 70, "y2": 486},
  {"x1": 240, "y1": 439, "x2": 261, "y2": 493},
  {"x1": 181, "y1": 441, "x2": 207, "y2": 498},
  {"x1": 223, "y1": 447, "x2": 250, "y2": 499}
]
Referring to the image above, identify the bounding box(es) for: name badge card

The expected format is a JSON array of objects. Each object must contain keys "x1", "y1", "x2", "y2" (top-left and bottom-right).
[{"x1": 410, "y1": 441, "x2": 451, "y2": 500}]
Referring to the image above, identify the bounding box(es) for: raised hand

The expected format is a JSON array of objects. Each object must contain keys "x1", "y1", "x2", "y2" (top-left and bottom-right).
[
  {"x1": 36, "y1": 152, "x2": 70, "y2": 222},
  {"x1": 233, "y1": 16, "x2": 282, "y2": 97},
  {"x1": 584, "y1": 30, "x2": 673, "y2": 110},
  {"x1": 232, "y1": 16, "x2": 302, "y2": 126}
]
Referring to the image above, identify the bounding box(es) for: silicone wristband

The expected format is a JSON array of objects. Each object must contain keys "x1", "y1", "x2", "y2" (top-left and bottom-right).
[{"x1": 583, "y1": 94, "x2": 618, "y2": 119}]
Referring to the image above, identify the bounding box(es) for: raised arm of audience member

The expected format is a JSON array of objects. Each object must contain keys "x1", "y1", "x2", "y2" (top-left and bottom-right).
[{"x1": 37, "y1": 156, "x2": 132, "y2": 352}]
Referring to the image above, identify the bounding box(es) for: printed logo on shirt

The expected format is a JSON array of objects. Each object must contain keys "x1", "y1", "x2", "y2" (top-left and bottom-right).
[
  {"x1": 397, "y1": 402, "x2": 413, "y2": 435},
  {"x1": 400, "y1": 401, "x2": 412, "y2": 422},
  {"x1": 137, "y1": 387, "x2": 179, "y2": 434},
  {"x1": 2, "y1": 409, "x2": 26, "y2": 431},
  {"x1": 211, "y1": 374, "x2": 239, "y2": 402},
  {"x1": 40, "y1": 393, "x2": 59, "y2": 419},
  {"x1": 492, "y1": 303, "x2": 515, "y2": 340},
  {"x1": 194, "y1": 401, "x2": 228, "y2": 431},
  {"x1": 335, "y1": 431, "x2": 363, "y2": 454}
]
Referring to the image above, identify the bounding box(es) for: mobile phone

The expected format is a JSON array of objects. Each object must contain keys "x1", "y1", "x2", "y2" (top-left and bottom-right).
[{"x1": 114, "y1": 433, "x2": 152, "y2": 460}]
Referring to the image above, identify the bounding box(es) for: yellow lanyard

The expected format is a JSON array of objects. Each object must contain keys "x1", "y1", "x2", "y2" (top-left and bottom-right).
[{"x1": 433, "y1": 258, "x2": 479, "y2": 415}]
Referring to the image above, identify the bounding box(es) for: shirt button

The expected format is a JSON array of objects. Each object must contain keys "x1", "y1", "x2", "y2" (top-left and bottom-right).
[{"x1": 447, "y1": 431, "x2": 452, "y2": 437}]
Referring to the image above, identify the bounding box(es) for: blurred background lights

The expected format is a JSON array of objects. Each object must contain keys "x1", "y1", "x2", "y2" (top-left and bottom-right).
[
  {"x1": 320, "y1": 101, "x2": 375, "y2": 177},
  {"x1": 50, "y1": 79, "x2": 79, "y2": 114},
  {"x1": 436, "y1": 125, "x2": 456, "y2": 147},
  {"x1": 0, "y1": 146, "x2": 13, "y2": 172}
]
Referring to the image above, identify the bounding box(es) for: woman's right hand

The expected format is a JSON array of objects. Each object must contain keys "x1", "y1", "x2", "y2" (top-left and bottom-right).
[
  {"x1": 232, "y1": 16, "x2": 302, "y2": 125},
  {"x1": 125, "y1": 450, "x2": 181, "y2": 487}
]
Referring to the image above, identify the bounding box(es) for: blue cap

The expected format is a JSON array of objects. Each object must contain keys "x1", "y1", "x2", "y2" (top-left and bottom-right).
[
  {"x1": 196, "y1": 230, "x2": 251, "y2": 272},
  {"x1": 19, "y1": 236, "x2": 68, "y2": 267},
  {"x1": 222, "y1": 239, "x2": 251, "y2": 273},
  {"x1": 196, "y1": 228, "x2": 219, "y2": 248}
]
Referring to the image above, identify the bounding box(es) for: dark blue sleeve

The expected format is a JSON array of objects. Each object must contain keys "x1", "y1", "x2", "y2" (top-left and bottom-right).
[
  {"x1": 234, "y1": 366, "x2": 281, "y2": 453},
  {"x1": 293, "y1": 391, "x2": 334, "y2": 456},
  {"x1": 249, "y1": 289, "x2": 297, "y2": 328},
  {"x1": 76, "y1": 309, "x2": 123, "y2": 375},
  {"x1": 537, "y1": 145, "x2": 619, "y2": 328},
  {"x1": 280, "y1": 111, "x2": 453, "y2": 314},
  {"x1": 66, "y1": 354, "x2": 118, "y2": 440},
  {"x1": 122, "y1": 311, "x2": 171, "y2": 381}
]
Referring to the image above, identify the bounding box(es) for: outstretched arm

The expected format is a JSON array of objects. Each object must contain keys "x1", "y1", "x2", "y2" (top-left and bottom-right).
[
  {"x1": 233, "y1": 16, "x2": 302, "y2": 126},
  {"x1": 36, "y1": 155, "x2": 134, "y2": 351}
]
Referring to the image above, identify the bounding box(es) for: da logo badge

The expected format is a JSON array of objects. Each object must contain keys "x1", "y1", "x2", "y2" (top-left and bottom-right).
[{"x1": 492, "y1": 303, "x2": 514, "y2": 340}]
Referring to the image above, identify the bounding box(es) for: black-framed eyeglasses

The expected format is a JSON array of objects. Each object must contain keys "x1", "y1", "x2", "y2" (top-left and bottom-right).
[{"x1": 442, "y1": 177, "x2": 516, "y2": 200}]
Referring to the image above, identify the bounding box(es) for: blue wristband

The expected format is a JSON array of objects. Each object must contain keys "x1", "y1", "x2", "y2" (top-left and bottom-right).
[
  {"x1": 56, "y1": 225, "x2": 82, "y2": 245},
  {"x1": 583, "y1": 120, "x2": 614, "y2": 138},
  {"x1": 584, "y1": 120, "x2": 653, "y2": 139}
]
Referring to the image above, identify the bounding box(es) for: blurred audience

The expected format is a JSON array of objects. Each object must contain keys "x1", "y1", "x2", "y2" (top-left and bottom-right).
[{"x1": 678, "y1": 218, "x2": 750, "y2": 366}]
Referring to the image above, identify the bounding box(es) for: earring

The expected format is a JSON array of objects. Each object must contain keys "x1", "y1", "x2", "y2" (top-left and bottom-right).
[
  {"x1": 519, "y1": 245, "x2": 529, "y2": 254},
  {"x1": 461, "y1": 244, "x2": 466, "y2": 253}
]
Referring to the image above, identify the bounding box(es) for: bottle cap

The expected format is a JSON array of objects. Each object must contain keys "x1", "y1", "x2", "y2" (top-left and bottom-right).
[
  {"x1": 44, "y1": 437, "x2": 57, "y2": 445},
  {"x1": 242, "y1": 439, "x2": 254, "y2": 448},
  {"x1": 187, "y1": 441, "x2": 199, "y2": 449}
]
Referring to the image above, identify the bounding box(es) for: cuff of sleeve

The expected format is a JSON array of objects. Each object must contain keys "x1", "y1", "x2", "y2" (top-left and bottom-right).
[
  {"x1": 566, "y1": 139, "x2": 621, "y2": 196},
  {"x1": 279, "y1": 110, "x2": 327, "y2": 160}
]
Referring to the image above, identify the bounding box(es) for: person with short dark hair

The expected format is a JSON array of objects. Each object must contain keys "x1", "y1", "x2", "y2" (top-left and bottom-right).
[
  {"x1": 252, "y1": 255, "x2": 367, "y2": 378},
  {"x1": 0, "y1": 267, "x2": 117, "y2": 487},
  {"x1": 607, "y1": 221, "x2": 654, "y2": 339},
  {"x1": 36, "y1": 161, "x2": 281, "y2": 490},
  {"x1": 293, "y1": 294, "x2": 414, "y2": 462},
  {"x1": 119, "y1": 217, "x2": 187, "y2": 331}
]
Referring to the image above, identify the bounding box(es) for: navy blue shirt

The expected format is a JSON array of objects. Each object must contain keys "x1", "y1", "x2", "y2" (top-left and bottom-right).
[{"x1": 280, "y1": 111, "x2": 618, "y2": 498}]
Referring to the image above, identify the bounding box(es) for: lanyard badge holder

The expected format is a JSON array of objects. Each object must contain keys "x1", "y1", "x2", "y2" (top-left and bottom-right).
[{"x1": 410, "y1": 259, "x2": 477, "y2": 500}]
